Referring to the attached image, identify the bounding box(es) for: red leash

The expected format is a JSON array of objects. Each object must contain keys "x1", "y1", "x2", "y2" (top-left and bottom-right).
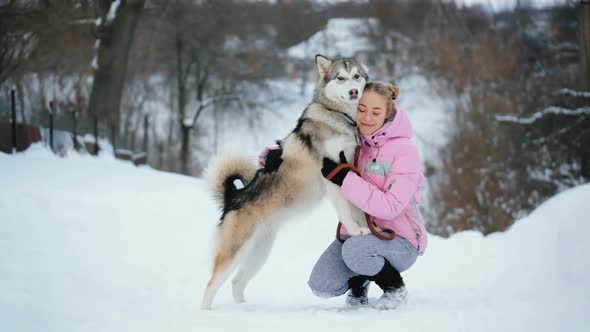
[{"x1": 326, "y1": 146, "x2": 396, "y2": 243}]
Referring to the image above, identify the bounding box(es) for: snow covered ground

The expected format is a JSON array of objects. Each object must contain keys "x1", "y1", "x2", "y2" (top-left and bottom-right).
[{"x1": 1, "y1": 144, "x2": 589, "y2": 332}]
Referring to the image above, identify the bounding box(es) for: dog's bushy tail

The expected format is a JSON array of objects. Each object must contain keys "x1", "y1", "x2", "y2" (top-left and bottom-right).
[{"x1": 205, "y1": 156, "x2": 258, "y2": 208}]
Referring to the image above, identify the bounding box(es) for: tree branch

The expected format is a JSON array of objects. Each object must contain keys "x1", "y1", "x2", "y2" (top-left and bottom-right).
[
  {"x1": 496, "y1": 106, "x2": 590, "y2": 124},
  {"x1": 186, "y1": 94, "x2": 240, "y2": 128}
]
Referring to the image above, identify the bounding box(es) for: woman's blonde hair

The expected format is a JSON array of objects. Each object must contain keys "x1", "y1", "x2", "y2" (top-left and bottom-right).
[{"x1": 363, "y1": 81, "x2": 399, "y2": 117}]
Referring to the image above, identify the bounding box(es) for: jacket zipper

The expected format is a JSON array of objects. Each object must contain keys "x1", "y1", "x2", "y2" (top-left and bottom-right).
[{"x1": 404, "y1": 214, "x2": 420, "y2": 251}]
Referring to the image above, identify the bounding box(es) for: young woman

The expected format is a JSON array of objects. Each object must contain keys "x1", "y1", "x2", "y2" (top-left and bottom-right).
[{"x1": 260, "y1": 82, "x2": 428, "y2": 309}]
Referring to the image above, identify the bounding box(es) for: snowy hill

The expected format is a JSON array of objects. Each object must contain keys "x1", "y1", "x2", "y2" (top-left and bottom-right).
[
  {"x1": 287, "y1": 18, "x2": 379, "y2": 59},
  {"x1": 1, "y1": 145, "x2": 589, "y2": 332}
]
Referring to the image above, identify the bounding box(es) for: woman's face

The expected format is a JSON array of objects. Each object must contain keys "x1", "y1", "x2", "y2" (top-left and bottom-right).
[{"x1": 356, "y1": 91, "x2": 389, "y2": 135}]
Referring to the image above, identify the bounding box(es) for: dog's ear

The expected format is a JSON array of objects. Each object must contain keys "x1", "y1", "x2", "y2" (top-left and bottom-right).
[
  {"x1": 315, "y1": 54, "x2": 333, "y2": 77},
  {"x1": 361, "y1": 63, "x2": 369, "y2": 77}
]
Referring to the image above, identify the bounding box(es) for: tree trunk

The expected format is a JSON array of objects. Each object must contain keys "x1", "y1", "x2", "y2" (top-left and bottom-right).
[
  {"x1": 180, "y1": 124, "x2": 191, "y2": 175},
  {"x1": 176, "y1": 24, "x2": 191, "y2": 175},
  {"x1": 580, "y1": 0, "x2": 590, "y2": 91},
  {"x1": 16, "y1": 79, "x2": 27, "y2": 124},
  {"x1": 87, "y1": 0, "x2": 145, "y2": 145}
]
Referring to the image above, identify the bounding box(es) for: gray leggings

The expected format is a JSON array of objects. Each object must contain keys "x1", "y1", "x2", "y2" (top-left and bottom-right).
[{"x1": 308, "y1": 235, "x2": 419, "y2": 298}]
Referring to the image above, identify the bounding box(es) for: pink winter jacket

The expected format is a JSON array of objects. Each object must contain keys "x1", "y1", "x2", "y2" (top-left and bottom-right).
[{"x1": 340, "y1": 109, "x2": 428, "y2": 253}]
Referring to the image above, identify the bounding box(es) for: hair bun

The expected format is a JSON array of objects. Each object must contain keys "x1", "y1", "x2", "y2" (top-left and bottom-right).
[{"x1": 389, "y1": 85, "x2": 400, "y2": 100}]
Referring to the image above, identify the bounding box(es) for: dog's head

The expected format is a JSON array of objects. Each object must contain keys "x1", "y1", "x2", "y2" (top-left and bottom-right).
[{"x1": 314, "y1": 54, "x2": 369, "y2": 111}]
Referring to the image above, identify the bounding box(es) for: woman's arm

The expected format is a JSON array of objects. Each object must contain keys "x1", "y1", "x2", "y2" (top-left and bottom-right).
[{"x1": 340, "y1": 147, "x2": 421, "y2": 220}]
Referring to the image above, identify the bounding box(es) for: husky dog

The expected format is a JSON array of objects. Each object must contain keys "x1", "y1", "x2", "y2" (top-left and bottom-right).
[{"x1": 201, "y1": 55, "x2": 369, "y2": 310}]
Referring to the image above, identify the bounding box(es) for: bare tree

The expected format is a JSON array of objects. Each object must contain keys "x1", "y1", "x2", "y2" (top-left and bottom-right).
[
  {"x1": 167, "y1": 0, "x2": 282, "y2": 175},
  {"x1": 427, "y1": 3, "x2": 585, "y2": 236},
  {"x1": 580, "y1": 0, "x2": 590, "y2": 91},
  {"x1": 0, "y1": 8, "x2": 36, "y2": 85},
  {"x1": 1, "y1": 1, "x2": 95, "y2": 127},
  {"x1": 87, "y1": 0, "x2": 145, "y2": 149}
]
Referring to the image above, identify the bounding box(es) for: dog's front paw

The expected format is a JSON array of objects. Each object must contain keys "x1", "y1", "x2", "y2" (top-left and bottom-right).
[
  {"x1": 347, "y1": 227, "x2": 362, "y2": 236},
  {"x1": 359, "y1": 227, "x2": 371, "y2": 235}
]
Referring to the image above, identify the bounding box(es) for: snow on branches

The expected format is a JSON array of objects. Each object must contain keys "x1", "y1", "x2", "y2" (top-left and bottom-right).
[
  {"x1": 555, "y1": 88, "x2": 590, "y2": 98},
  {"x1": 107, "y1": 0, "x2": 121, "y2": 22},
  {"x1": 496, "y1": 106, "x2": 590, "y2": 124}
]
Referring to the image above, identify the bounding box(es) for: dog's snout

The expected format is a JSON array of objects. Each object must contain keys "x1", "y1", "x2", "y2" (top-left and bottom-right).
[{"x1": 349, "y1": 89, "x2": 358, "y2": 97}]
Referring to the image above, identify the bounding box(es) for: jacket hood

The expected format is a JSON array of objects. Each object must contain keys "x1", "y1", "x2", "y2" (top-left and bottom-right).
[{"x1": 360, "y1": 109, "x2": 413, "y2": 149}]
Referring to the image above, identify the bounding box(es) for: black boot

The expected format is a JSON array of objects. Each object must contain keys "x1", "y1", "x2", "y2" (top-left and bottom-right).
[
  {"x1": 345, "y1": 275, "x2": 369, "y2": 307},
  {"x1": 370, "y1": 260, "x2": 407, "y2": 310}
]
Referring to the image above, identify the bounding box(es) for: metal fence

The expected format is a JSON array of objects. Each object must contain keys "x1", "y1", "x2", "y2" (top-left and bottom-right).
[{"x1": 0, "y1": 89, "x2": 148, "y2": 166}]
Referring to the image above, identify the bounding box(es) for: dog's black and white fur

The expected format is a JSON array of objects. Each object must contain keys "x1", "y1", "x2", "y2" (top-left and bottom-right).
[{"x1": 201, "y1": 55, "x2": 370, "y2": 310}]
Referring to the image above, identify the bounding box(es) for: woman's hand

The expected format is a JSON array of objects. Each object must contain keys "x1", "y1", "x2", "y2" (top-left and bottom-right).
[
  {"x1": 321, "y1": 151, "x2": 353, "y2": 186},
  {"x1": 258, "y1": 145, "x2": 283, "y2": 172}
]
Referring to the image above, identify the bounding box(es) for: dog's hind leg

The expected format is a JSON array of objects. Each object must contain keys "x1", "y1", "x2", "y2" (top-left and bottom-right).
[
  {"x1": 231, "y1": 224, "x2": 277, "y2": 304},
  {"x1": 201, "y1": 251, "x2": 237, "y2": 310},
  {"x1": 201, "y1": 213, "x2": 257, "y2": 310}
]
